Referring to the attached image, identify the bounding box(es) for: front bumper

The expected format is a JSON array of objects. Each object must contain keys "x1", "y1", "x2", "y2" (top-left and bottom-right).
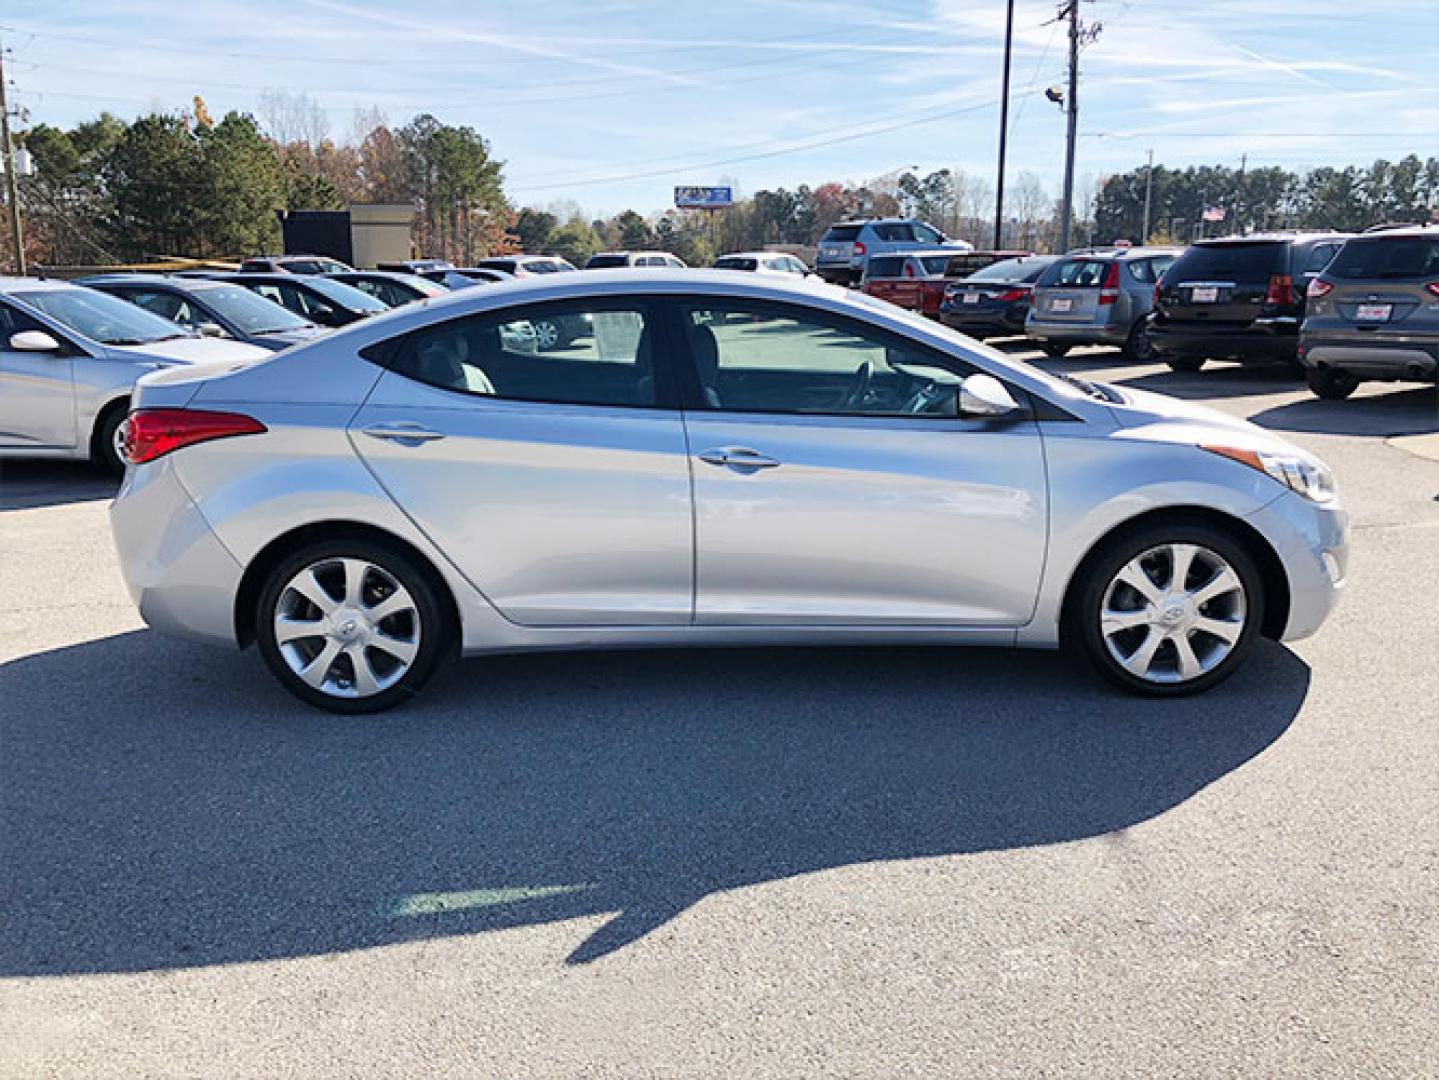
[
  {"x1": 1246, "y1": 490, "x2": 1349, "y2": 642},
  {"x1": 110, "y1": 459, "x2": 244, "y2": 647},
  {"x1": 1148, "y1": 317, "x2": 1299, "y2": 364}
]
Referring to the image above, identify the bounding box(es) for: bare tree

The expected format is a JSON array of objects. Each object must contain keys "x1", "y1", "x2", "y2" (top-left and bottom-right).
[
  {"x1": 259, "y1": 89, "x2": 329, "y2": 148},
  {"x1": 1011, "y1": 171, "x2": 1049, "y2": 251}
]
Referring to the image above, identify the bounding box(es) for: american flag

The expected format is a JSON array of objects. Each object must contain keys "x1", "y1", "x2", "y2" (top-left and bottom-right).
[{"x1": 1202, "y1": 205, "x2": 1227, "y2": 223}]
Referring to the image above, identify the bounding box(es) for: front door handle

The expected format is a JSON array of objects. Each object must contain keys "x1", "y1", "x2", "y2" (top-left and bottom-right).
[
  {"x1": 360, "y1": 422, "x2": 447, "y2": 446},
  {"x1": 698, "y1": 446, "x2": 781, "y2": 470}
]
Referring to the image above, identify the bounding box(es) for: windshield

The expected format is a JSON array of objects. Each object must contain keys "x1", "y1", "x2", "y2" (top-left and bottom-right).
[
  {"x1": 822, "y1": 225, "x2": 862, "y2": 243},
  {"x1": 17, "y1": 288, "x2": 190, "y2": 345},
  {"x1": 303, "y1": 277, "x2": 390, "y2": 312},
  {"x1": 198, "y1": 285, "x2": 313, "y2": 333},
  {"x1": 1328, "y1": 236, "x2": 1439, "y2": 280}
]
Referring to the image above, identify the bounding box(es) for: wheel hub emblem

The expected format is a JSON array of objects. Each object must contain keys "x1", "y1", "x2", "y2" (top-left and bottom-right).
[{"x1": 1161, "y1": 604, "x2": 1186, "y2": 625}]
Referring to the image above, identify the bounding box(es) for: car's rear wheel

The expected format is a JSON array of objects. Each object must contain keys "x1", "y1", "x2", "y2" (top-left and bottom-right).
[
  {"x1": 1166, "y1": 356, "x2": 1206, "y2": 373},
  {"x1": 1040, "y1": 343, "x2": 1071, "y2": 358},
  {"x1": 1072, "y1": 523, "x2": 1264, "y2": 696},
  {"x1": 255, "y1": 539, "x2": 449, "y2": 713},
  {"x1": 1123, "y1": 320, "x2": 1157, "y2": 362},
  {"x1": 1307, "y1": 367, "x2": 1359, "y2": 400}
]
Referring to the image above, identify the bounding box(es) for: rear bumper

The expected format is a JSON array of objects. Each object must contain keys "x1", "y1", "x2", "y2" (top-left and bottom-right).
[
  {"x1": 1148, "y1": 317, "x2": 1298, "y2": 364},
  {"x1": 1301, "y1": 337, "x2": 1439, "y2": 381},
  {"x1": 814, "y1": 265, "x2": 857, "y2": 286},
  {"x1": 941, "y1": 304, "x2": 1027, "y2": 337},
  {"x1": 1025, "y1": 318, "x2": 1127, "y2": 347},
  {"x1": 110, "y1": 459, "x2": 243, "y2": 648}
]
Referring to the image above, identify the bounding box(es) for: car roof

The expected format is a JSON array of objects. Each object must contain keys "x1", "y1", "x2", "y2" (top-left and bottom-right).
[
  {"x1": 1060, "y1": 246, "x2": 1180, "y2": 261},
  {"x1": 0, "y1": 275, "x2": 86, "y2": 294},
  {"x1": 1196, "y1": 232, "x2": 1350, "y2": 246}
]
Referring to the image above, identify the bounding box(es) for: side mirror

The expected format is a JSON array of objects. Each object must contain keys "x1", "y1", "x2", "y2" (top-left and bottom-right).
[
  {"x1": 9, "y1": 330, "x2": 62, "y2": 353},
  {"x1": 196, "y1": 322, "x2": 228, "y2": 338},
  {"x1": 959, "y1": 373, "x2": 1022, "y2": 419}
]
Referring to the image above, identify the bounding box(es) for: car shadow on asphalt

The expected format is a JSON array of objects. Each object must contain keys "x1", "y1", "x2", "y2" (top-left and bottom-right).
[
  {"x1": 0, "y1": 631, "x2": 1310, "y2": 974},
  {"x1": 1115, "y1": 366, "x2": 1307, "y2": 401},
  {"x1": 1246, "y1": 385, "x2": 1438, "y2": 437},
  {"x1": 0, "y1": 461, "x2": 118, "y2": 512}
]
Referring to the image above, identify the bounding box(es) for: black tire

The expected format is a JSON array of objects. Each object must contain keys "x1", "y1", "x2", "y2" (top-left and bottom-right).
[
  {"x1": 92, "y1": 402, "x2": 129, "y2": 476},
  {"x1": 1123, "y1": 319, "x2": 1157, "y2": 362},
  {"x1": 1166, "y1": 355, "x2": 1206, "y2": 373},
  {"x1": 1069, "y1": 521, "x2": 1265, "y2": 697},
  {"x1": 255, "y1": 538, "x2": 451, "y2": 714},
  {"x1": 1040, "y1": 343, "x2": 1071, "y2": 358},
  {"x1": 1307, "y1": 368, "x2": 1359, "y2": 400}
]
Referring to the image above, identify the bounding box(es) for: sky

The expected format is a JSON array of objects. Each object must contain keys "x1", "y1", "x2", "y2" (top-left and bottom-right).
[{"x1": 4, "y1": 0, "x2": 1436, "y2": 217}]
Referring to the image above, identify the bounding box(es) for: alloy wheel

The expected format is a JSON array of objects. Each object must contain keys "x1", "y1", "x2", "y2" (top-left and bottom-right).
[
  {"x1": 1099, "y1": 543, "x2": 1247, "y2": 685},
  {"x1": 273, "y1": 557, "x2": 421, "y2": 699}
]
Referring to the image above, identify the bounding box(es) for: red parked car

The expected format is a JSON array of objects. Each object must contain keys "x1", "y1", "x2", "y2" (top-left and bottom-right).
[{"x1": 860, "y1": 250, "x2": 955, "y2": 318}]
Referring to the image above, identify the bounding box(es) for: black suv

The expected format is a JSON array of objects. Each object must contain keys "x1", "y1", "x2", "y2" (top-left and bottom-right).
[{"x1": 1149, "y1": 233, "x2": 1350, "y2": 372}]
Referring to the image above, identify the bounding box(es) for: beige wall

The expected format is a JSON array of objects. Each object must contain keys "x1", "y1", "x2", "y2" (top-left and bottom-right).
[{"x1": 348, "y1": 204, "x2": 414, "y2": 269}]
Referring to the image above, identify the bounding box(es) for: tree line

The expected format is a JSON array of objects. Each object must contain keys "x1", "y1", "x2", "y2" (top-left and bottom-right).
[{"x1": 6, "y1": 96, "x2": 1435, "y2": 270}]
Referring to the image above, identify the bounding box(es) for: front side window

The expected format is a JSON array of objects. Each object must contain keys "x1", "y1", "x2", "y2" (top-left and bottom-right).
[
  {"x1": 389, "y1": 301, "x2": 661, "y2": 408},
  {"x1": 125, "y1": 289, "x2": 199, "y2": 326},
  {"x1": 914, "y1": 223, "x2": 945, "y2": 244},
  {"x1": 680, "y1": 303, "x2": 973, "y2": 417}
]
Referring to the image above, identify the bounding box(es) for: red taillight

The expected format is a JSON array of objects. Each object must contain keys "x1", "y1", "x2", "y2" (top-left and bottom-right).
[
  {"x1": 122, "y1": 408, "x2": 267, "y2": 465},
  {"x1": 853, "y1": 242, "x2": 866, "y2": 258},
  {"x1": 1265, "y1": 273, "x2": 1294, "y2": 306},
  {"x1": 1306, "y1": 278, "x2": 1334, "y2": 300},
  {"x1": 1153, "y1": 282, "x2": 1162, "y2": 307},
  {"x1": 1098, "y1": 263, "x2": 1121, "y2": 305},
  {"x1": 994, "y1": 287, "x2": 1027, "y2": 302},
  {"x1": 1425, "y1": 281, "x2": 1439, "y2": 298}
]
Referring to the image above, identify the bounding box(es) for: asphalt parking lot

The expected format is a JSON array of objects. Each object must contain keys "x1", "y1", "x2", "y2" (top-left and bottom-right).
[{"x1": 1, "y1": 346, "x2": 1435, "y2": 1079}]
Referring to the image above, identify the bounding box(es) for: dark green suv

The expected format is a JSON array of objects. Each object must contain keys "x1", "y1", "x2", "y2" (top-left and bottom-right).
[{"x1": 1299, "y1": 227, "x2": 1439, "y2": 399}]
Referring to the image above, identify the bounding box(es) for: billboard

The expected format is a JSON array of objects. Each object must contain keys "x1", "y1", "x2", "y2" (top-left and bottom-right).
[{"x1": 675, "y1": 185, "x2": 733, "y2": 209}]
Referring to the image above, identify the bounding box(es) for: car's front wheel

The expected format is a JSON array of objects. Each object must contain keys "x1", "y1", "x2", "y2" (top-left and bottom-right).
[
  {"x1": 1072, "y1": 523, "x2": 1264, "y2": 696},
  {"x1": 1307, "y1": 367, "x2": 1359, "y2": 400},
  {"x1": 532, "y1": 318, "x2": 566, "y2": 351},
  {"x1": 255, "y1": 539, "x2": 450, "y2": 713}
]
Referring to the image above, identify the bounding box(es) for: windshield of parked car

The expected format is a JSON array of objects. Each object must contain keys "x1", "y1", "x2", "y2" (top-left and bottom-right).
[
  {"x1": 17, "y1": 288, "x2": 191, "y2": 345},
  {"x1": 302, "y1": 276, "x2": 390, "y2": 312},
  {"x1": 197, "y1": 284, "x2": 314, "y2": 333},
  {"x1": 1328, "y1": 236, "x2": 1439, "y2": 280},
  {"x1": 1166, "y1": 242, "x2": 1283, "y2": 283}
]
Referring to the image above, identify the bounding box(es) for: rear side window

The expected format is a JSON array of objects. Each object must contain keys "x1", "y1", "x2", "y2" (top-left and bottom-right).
[
  {"x1": 866, "y1": 256, "x2": 906, "y2": 278},
  {"x1": 1168, "y1": 242, "x2": 1283, "y2": 283},
  {"x1": 919, "y1": 256, "x2": 950, "y2": 276},
  {"x1": 1038, "y1": 259, "x2": 1110, "y2": 288},
  {"x1": 1302, "y1": 242, "x2": 1343, "y2": 274},
  {"x1": 389, "y1": 301, "x2": 662, "y2": 408},
  {"x1": 821, "y1": 225, "x2": 862, "y2": 243},
  {"x1": 872, "y1": 223, "x2": 917, "y2": 242},
  {"x1": 1328, "y1": 236, "x2": 1439, "y2": 280}
]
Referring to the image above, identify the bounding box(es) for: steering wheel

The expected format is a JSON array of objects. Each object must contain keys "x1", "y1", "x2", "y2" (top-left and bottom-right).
[{"x1": 842, "y1": 361, "x2": 873, "y2": 411}]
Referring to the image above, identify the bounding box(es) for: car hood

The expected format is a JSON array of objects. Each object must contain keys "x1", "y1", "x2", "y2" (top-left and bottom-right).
[
  {"x1": 1105, "y1": 384, "x2": 1311, "y2": 457},
  {"x1": 106, "y1": 337, "x2": 272, "y2": 365}
]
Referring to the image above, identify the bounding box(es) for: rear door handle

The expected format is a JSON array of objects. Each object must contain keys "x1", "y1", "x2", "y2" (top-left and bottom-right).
[
  {"x1": 697, "y1": 446, "x2": 781, "y2": 470},
  {"x1": 360, "y1": 422, "x2": 447, "y2": 446}
]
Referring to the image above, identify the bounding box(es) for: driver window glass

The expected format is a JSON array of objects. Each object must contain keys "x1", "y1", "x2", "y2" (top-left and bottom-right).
[{"x1": 681, "y1": 304, "x2": 972, "y2": 417}]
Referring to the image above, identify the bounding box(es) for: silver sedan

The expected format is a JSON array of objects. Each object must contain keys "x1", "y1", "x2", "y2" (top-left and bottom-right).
[{"x1": 111, "y1": 270, "x2": 1349, "y2": 712}]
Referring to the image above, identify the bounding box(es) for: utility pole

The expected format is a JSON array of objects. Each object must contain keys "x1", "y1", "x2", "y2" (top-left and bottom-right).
[
  {"x1": 992, "y1": 0, "x2": 1015, "y2": 250},
  {"x1": 1057, "y1": 1, "x2": 1080, "y2": 253},
  {"x1": 1235, "y1": 152, "x2": 1247, "y2": 234},
  {"x1": 0, "y1": 39, "x2": 25, "y2": 276},
  {"x1": 1141, "y1": 148, "x2": 1154, "y2": 243}
]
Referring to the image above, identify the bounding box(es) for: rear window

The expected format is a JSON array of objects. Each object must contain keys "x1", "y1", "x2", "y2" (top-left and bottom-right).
[
  {"x1": 585, "y1": 254, "x2": 629, "y2": 269},
  {"x1": 1168, "y1": 242, "x2": 1284, "y2": 283},
  {"x1": 919, "y1": 256, "x2": 950, "y2": 276},
  {"x1": 866, "y1": 256, "x2": 906, "y2": 278},
  {"x1": 945, "y1": 254, "x2": 1000, "y2": 277},
  {"x1": 821, "y1": 225, "x2": 862, "y2": 243},
  {"x1": 1037, "y1": 259, "x2": 1112, "y2": 288},
  {"x1": 1328, "y1": 236, "x2": 1439, "y2": 280},
  {"x1": 714, "y1": 257, "x2": 757, "y2": 271}
]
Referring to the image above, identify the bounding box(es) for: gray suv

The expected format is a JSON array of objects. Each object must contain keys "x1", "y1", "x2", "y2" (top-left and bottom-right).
[
  {"x1": 1299, "y1": 226, "x2": 1439, "y2": 399},
  {"x1": 815, "y1": 219, "x2": 972, "y2": 287},
  {"x1": 1025, "y1": 247, "x2": 1179, "y2": 359}
]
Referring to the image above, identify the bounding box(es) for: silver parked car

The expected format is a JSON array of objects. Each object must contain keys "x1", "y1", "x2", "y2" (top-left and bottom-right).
[
  {"x1": 1026, "y1": 247, "x2": 1179, "y2": 360},
  {"x1": 111, "y1": 271, "x2": 1348, "y2": 712},
  {"x1": 0, "y1": 276, "x2": 269, "y2": 473}
]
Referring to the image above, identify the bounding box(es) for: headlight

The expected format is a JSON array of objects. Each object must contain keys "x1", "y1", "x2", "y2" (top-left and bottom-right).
[{"x1": 1203, "y1": 445, "x2": 1337, "y2": 503}]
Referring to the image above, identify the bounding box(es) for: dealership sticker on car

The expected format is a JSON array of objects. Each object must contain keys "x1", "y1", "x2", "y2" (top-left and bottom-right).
[
  {"x1": 1355, "y1": 303, "x2": 1392, "y2": 321},
  {"x1": 1191, "y1": 286, "x2": 1219, "y2": 303},
  {"x1": 1051, "y1": 297, "x2": 1073, "y2": 312}
]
